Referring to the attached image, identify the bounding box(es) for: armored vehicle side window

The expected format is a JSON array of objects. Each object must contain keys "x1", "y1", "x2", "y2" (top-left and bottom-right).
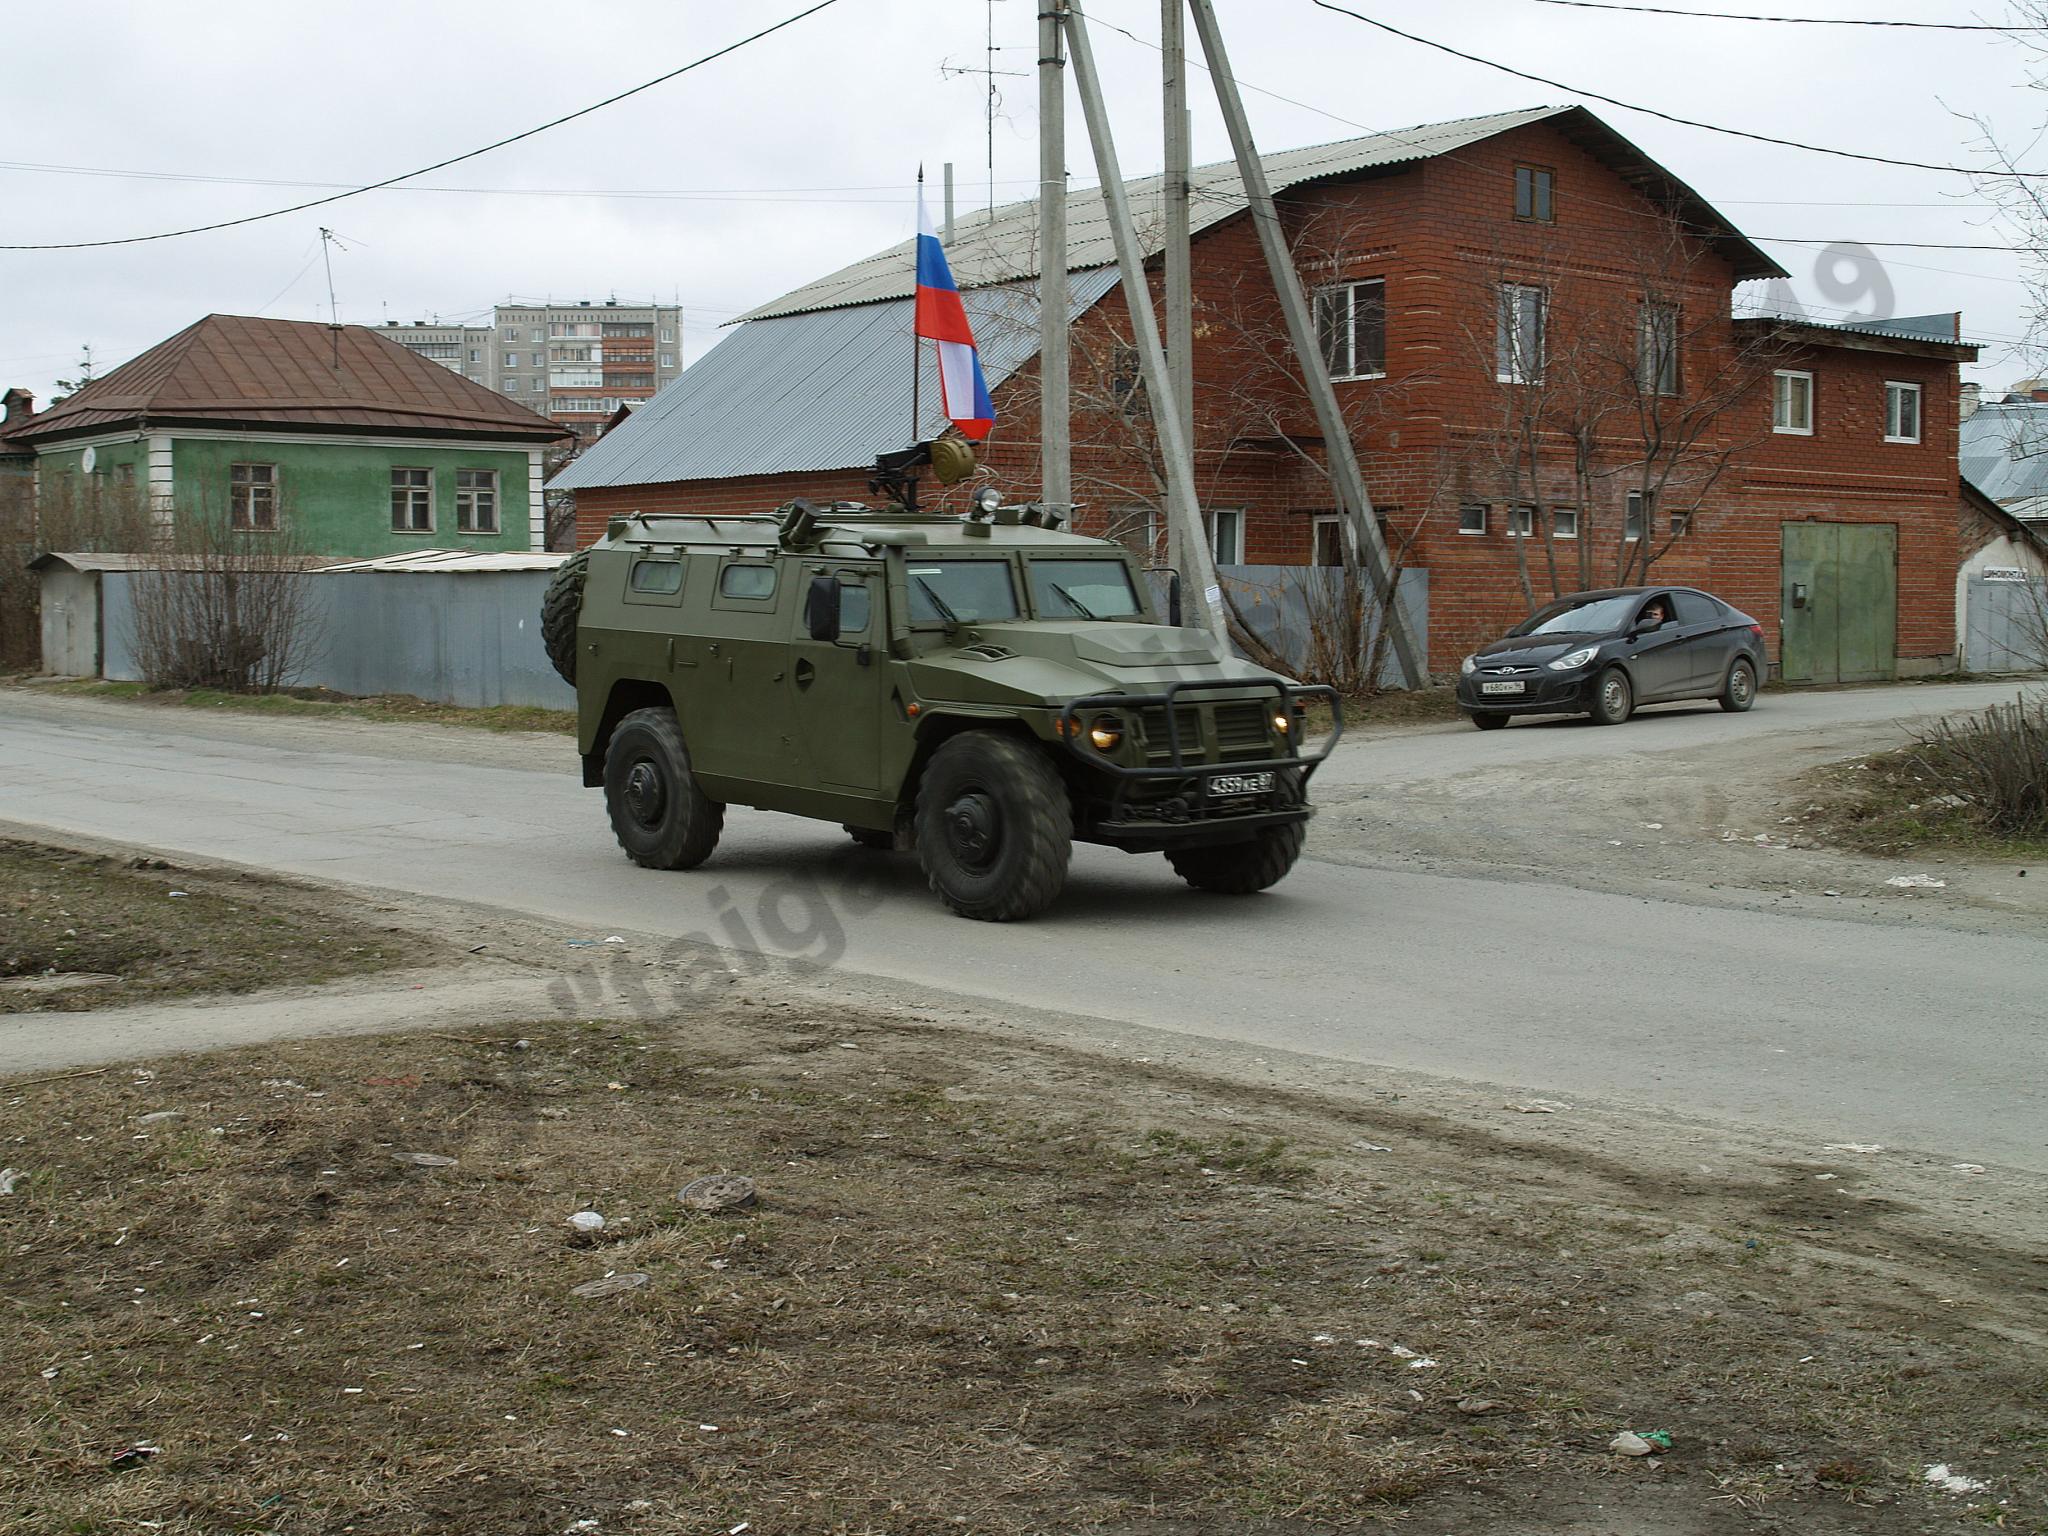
[
  {"x1": 840, "y1": 584, "x2": 872, "y2": 633},
  {"x1": 907, "y1": 561, "x2": 1019, "y2": 624},
  {"x1": 1028, "y1": 558, "x2": 1143, "y2": 620},
  {"x1": 628, "y1": 558, "x2": 683, "y2": 595},
  {"x1": 720, "y1": 564, "x2": 778, "y2": 600}
]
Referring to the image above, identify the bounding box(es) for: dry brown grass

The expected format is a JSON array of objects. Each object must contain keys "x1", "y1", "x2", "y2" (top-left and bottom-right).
[
  {"x1": 0, "y1": 840, "x2": 411, "y2": 1012},
  {"x1": 2, "y1": 1002, "x2": 2040, "y2": 1535}
]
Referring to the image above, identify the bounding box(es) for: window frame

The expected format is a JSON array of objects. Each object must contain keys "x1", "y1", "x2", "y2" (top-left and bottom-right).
[
  {"x1": 1551, "y1": 506, "x2": 1579, "y2": 540},
  {"x1": 454, "y1": 467, "x2": 500, "y2": 535},
  {"x1": 1506, "y1": 503, "x2": 1537, "y2": 538},
  {"x1": 623, "y1": 556, "x2": 686, "y2": 608},
  {"x1": 389, "y1": 466, "x2": 434, "y2": 534},
  {"x1": 1514, "y1": 164, "x2": 1555, "y2": 223},
  {"x1": 229, "y1": 461, "x2": 279, "y2": 533},
  {"x1": 1457, "y1": 503, "x2": 1488, "y2": 536},
  {"x1": 1638, "y1": 301, "x2": 1680, "y2": 396},
  {"x1": 1885, "y1": 380, "x2": 1923, "y2": 444},
  {"x1": 1311, "y1": 513, "x2": 1345, "y2": 566},
  {"x1": 1208, "y1": 508, "x2": 1245, "y2": 566},
  {"x1": 715, "y1": 560, "x2": 780, "y2": 605},
  {"x1": 1496, "y1": 283, "x2": 1547, "y2": 384},
  {"x1": 1313, "y1": 278, "x2": 1387, "y2": 382},
  {"x1": 1773, "y1": 369, "x2": 1814, "y2": 435},
  {"x1": 1624, "y1": 489, "x2": 1651, "y2": 542}
]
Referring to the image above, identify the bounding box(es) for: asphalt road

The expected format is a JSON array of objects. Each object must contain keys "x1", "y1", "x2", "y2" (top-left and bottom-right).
[{"x1": 3, "y1": 683, "x2": 2043, "y2": 1170}]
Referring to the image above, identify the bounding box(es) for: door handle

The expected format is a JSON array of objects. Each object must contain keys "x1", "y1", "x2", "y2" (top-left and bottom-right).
[{"x1": 794, "y1": 658, "x2": 816, "y2": 689}]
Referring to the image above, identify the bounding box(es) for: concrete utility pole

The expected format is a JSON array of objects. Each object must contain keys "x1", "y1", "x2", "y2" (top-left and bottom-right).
[
  {"x1": 1063, "y1": 1, "x2": 1227, "y2": 645},
  {"x1": 1162, "y1": 0, "x2": 1194, "y2": 580},
  {"x1": 1037, "y1": 1, "x2": 1071, "y2": 514},
  {"x1": 1184, "y1": 0, "x2": 1427, "y2": 688}
]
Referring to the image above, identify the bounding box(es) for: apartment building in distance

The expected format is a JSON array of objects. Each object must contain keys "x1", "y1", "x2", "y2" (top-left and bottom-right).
[{"x1": 381, "y1": 299, "x2": 683, "y2": 446}]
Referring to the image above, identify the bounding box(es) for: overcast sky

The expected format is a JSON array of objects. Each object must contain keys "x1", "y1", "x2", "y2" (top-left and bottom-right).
[{"x1": 3, "y1": 0, "x2": 2039, "y2": 404}]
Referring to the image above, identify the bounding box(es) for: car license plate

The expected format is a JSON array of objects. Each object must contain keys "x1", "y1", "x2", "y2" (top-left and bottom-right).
[
  {"x1": 1480, "y1": 680, "x2": 1526, "y2": 695},
  {"x1": 1207, "y1": 772, "x2": 1273, "y2": 796}
]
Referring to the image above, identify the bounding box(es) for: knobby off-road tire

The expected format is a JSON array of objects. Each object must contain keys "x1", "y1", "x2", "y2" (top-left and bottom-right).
[
  {"x1": 1166, "y1": 772, "x2": 1307, "y2": 895},
  {"x1": 541, "y1": 549, "x2": 590, "y2": 686},
  {"x1": 1470, "y1": 711, "x2": 1509, "y2": 731},
  {"x1": 1720, "y1": 657, "x2": 1757, "y2": 713},
  {"x1": 604, "y1": 707, "x2": 724, "y2": 870},
  {"x1": 1588, "y1": 666, "x2": 1633, "y2": 726},
  {"x1": 914, "y1": 732, "x2": 1072, "y2": 921}
]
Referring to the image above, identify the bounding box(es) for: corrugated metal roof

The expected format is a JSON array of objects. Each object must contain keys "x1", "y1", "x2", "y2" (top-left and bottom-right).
[
  {"x1": 10, "y1": 315, "x2": 573, "y2": 445},
  {"x1": 744, "y1": 108, "x2": 1566, "y2": 322},
  {"x1": 1838, "y1": 312, "x2": 1962, "y2": 343},
  {"x1": 551, "y1": 269, "x2": 1118, "y2": 491},
  {"x1": 28, "y1": 551, "x2": 345, "y2": 573},
  {"x1": 317, "y1": 550, "x2": 570, "y2": 573},
  {"x1": 740, "y1": 104, "x2": 1780, "y2": 322},
  {"x1": 1963, "y1": 400, "x2": 2048, "y2": 508}
]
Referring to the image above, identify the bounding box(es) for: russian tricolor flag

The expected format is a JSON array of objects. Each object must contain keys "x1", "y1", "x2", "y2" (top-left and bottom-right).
[{"x1": 914, "y1": 186, "x2": 995, "y2": 442}]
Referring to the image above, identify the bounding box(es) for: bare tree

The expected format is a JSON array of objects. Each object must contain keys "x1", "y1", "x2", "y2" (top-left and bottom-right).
[{"x1": 126, "y1": 478, "x2": 324, "y2": 693}]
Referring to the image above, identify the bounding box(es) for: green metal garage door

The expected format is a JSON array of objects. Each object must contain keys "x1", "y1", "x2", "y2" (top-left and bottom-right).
[{"x1": 1780, "y1": 522, "x2": 1897, "y2": 684}]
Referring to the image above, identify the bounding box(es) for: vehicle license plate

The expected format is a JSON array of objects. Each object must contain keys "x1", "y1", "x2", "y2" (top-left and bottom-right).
[
  {"x1": 1207, "y1": 772, "x2": 1273, "y2": 796},
  {"x1": 1480, "y1": 680, "x2": 1526, "y2": 695}
]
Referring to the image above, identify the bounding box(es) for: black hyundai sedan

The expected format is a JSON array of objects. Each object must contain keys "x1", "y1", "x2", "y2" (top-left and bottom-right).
[{"x1": 1456, "y1": 587, "x2": 1767, "y2": 729}]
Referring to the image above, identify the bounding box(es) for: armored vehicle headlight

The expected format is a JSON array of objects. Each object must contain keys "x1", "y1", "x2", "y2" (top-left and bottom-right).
[
  {"x1": 972, "y1": 485, "x2": 1003, "y2": 516},
  {"x1": 1087, "y1": 715, "x2": 1124, "y2": 752},
  {"x1": 1273, "y1": 711, "x2": 1292, "y2": 735}
]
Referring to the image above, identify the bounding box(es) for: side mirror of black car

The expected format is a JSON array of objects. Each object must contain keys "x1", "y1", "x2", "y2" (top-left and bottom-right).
[{"x1": 805, "y1": 574, "x2": 842, "y2": 642}]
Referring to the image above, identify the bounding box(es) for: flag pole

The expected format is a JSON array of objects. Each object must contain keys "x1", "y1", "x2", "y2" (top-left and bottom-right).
[{"x1": 912, "y1": 166, "x2": 924, "y2": 444}]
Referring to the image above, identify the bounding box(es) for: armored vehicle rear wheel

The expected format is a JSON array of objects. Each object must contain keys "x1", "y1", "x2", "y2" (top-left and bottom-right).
[
  {"x1": 914, "y1": 732, "x2": 1072, "y2": 921},
  {"x1": 604, "y1": 706, "x2": 724, "y2": 870},
  {"x1": 541, "y1": 549, "x2": 590, "y2": 686},
  {"x1": 1166, "y1": 773, "x2": 1306, "y2": 895}
]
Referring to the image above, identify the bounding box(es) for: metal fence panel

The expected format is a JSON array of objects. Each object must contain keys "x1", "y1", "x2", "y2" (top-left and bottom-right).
[
  {"x1": 1963, "y1": 573, "x2": 2048, "y2": 674},
  {"x1": 101, "y1": 569, "x2": 574, "y2": 710},
  {"x1": 1215, "y1": 565, "x2": 1430, "y2": 688}
]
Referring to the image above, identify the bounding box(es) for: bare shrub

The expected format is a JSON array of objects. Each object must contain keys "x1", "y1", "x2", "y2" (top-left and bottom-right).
[
  {"x1": 1909, "y1": 692, "x2": 2048, "y2": 840},
  {"x1": 127, "y1": 489, "x2": 323, "y2": 693}
]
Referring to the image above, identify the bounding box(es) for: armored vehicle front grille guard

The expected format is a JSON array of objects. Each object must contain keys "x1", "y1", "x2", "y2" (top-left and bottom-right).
[{"x1": 1058, "y1": 678, "x2": 1342, "y2": 782}]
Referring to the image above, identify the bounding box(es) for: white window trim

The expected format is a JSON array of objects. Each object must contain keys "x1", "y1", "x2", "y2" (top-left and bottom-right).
[
  {"x1": 455, "y1": 468, "x2": 500, "y2": 535},
  {"x1": 1551, "y1": 507, "x2": 1579, "y2": 539},
  {"x1": 1207, "y1": 508, "x2": 1245, "y2": 566},
  {"x1": 1773, "y1": 369, "x2": 1814, "y2": 435},
  {"x1": 1506, "y1": 503, "x2": 1537, "y2": 538},
  {"x1": 1317, "y1": 279, "x2": 1387, "y2": 383},
  {"x1": 1623, "y1": 490, "x2": 1649, "y2": 542},
  {"x1": 1497, "y1": 283, "x2": 1546, "y2": 385},
  {"x1": 391, "y1": 467, "x2": 435, "y2": 535},
  {"x1": 1457, "y1": 503, "x2": 1488, "y2": 536},
  {"x1": 1311, "y1": 512, "x2": 1345, "y2": 565},
  {"x1": 229, "y1": 461, "x2": 279, "y2": 533},
  {"x1": 1885, "y1": 380, "x2": 1923, "y2": 444}
]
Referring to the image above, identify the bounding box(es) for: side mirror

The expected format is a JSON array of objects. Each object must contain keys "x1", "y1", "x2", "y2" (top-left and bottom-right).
[
  {"x1": 1147, "y1": 566, "x2": 1183, "y2": 627},
  {"x1": 804, "y1": 574, "x2": 842, "y2": 642}
]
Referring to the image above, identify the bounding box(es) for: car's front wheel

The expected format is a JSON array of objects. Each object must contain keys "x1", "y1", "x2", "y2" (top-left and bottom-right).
[
  {"x1": 603, "y1": 706, "x2": 724, "y2": 870},
  {"x1": 1720, "y1": 657, "x2": 1757, "y2": 713},
  {"x1": 1588, "y1": 666, "x2": 1633, "y2": 726},
  {"x1": 1470, "y1": 711, "x2": 1508, "y2": 731},
  {"x1": 914, "y1": 732, "x2": 1072, "y2": 921}
]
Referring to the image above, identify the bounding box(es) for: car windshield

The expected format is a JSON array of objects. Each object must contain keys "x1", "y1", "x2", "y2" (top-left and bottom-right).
[
  {"x1": 1026, "y1": 558, "x2": 1144, "y2": 620},
  {"x1": 1512, "y1": 594, "x2": 1640, "y2": 637},
  {"x1": 905, "y1": 560, "x2": 1020, "y2": 624}
]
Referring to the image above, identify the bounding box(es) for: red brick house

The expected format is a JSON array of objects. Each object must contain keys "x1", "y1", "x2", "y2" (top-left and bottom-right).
[{"x1": 556, "y1": 105, "x2": 1976, "y2": 681}]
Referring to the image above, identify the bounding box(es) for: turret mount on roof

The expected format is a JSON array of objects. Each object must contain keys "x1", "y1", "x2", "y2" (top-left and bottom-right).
[{"x1": 869, "y1": 437, "x2": 977, "y2": 512}]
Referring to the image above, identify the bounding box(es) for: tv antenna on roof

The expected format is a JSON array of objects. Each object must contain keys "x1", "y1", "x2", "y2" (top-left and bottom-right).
[{"x1": 318, "y1": 226, "x2": 353, "y2": 368}]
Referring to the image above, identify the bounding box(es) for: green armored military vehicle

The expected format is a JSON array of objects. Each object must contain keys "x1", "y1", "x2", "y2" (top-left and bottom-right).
[{"x1": 543, "y1": 444, "x2": 1340, "y2": 921}]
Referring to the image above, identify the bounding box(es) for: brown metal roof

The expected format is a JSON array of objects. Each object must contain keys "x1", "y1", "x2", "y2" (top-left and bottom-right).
[{"x1": 9, "y1": 314, "x2": 573, "y2": 445}]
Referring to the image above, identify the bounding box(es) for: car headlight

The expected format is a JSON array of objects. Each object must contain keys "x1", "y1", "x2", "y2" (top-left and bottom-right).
[
  {"x1": 1087, "y1": 714, "x2": 1123, "y2": 752},
  {"x1": 1548, "y1": 646, "x2": 1598, "y2": 671},
  {"x1": 1460, "y1": 654, "x2": 1477, "y2": 676}
]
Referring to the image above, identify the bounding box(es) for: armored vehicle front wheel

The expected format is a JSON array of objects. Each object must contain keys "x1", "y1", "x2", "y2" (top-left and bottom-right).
[
  {"x1": 1166, "y1": 773, "x2": 1306, "y2": 895},
  {"x1": 914, "y1": 732, "x2": 1072, "y2": 921},
  {"x1": 604, "y1": 706, "x2": 725, "y2": 871}
]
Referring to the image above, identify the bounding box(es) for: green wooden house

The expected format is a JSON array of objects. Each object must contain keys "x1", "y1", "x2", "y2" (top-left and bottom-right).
[{"x1": 7, "y1": 314, "x2": 570, "y2": 556}]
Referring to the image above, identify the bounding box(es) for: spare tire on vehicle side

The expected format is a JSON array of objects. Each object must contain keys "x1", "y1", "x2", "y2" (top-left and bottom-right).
[{"x1": 542, "y1": 549, "x2": 590, "y2": 685}]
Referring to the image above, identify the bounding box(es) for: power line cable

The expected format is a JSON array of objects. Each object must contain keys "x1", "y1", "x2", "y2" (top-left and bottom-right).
[
  {"x1": 0, "y1": 0, "x2": 841, "y2": 251},
  {"x1": 1531, "y1": 0, "x2": 2036, "y2": 30},
  {"x1": 1310, "y1": 0, "x2": 2048, "y2": 179}
]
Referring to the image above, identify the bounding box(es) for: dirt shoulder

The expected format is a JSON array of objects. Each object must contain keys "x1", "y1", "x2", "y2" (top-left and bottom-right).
[
  {"x1": 1, "y1": 839, "x2": 416, "y2": 1013},
  {"x1": 4, "y1": 990, "x2": 2041, "y2": 1535}
]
